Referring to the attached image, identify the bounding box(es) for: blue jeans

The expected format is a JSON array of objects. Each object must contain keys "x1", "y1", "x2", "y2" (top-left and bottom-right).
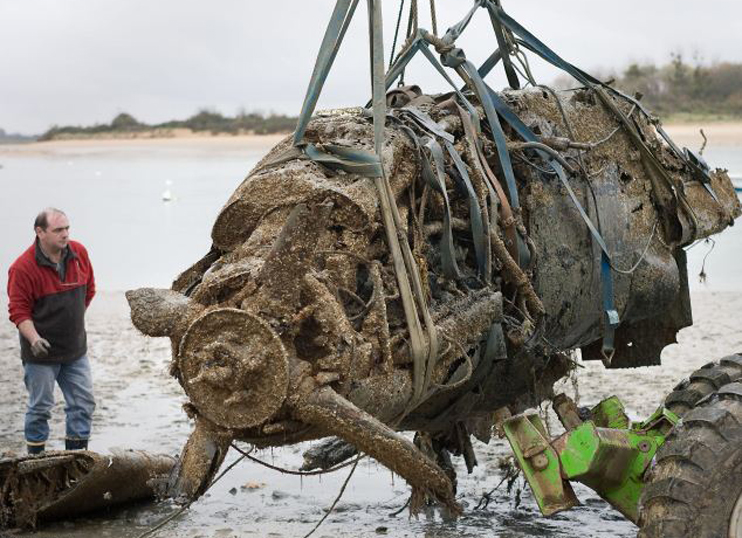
[{"x1": 23, "y1": 355, "x2": 96, "y2": 444}]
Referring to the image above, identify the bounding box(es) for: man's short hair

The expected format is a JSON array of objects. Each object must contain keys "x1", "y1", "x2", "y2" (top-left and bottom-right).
[{"x1": 34, "y1": 208, "x2": 66, "y2": 231}]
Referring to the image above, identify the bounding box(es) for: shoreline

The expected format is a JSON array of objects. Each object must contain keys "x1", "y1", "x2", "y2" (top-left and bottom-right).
[
  {"x1": 663, "y1": 120, "x2": 742, "y2": 147},
  {"x1": 2, "y1": 119, "x2": 742, "y2": 150},
  {"x1": 0, "y1": 132, "x2": 288, "y2": 155}
]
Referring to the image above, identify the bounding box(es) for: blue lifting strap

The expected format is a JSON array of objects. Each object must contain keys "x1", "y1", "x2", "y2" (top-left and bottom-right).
[
  {"x1": 444, "y1": 140, "x2": 489, "y2": 281},
  {"x1": 490, "y1": 3, "x2": 717, "y2": 213},
  {"x1": 304, "y1": 143, "x2": 383, "y2": 177},
  {"x1": 484, "y1": 0, "x2": 520, "y2": 89},
  {"x1": 478, "y1": 80, "x2": 620, "y2": 357},
  {"x1": 420, "y1": 135, "x2": 462, "y2": 279}
]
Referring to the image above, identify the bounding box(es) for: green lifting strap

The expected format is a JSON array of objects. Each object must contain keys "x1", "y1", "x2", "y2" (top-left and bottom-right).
[
  {"x1": 368, "y1": 0, "x2": 439, "y2": 412},
  {"x1": 293, "y1": 0, "x2": 360, "y2": 147}
]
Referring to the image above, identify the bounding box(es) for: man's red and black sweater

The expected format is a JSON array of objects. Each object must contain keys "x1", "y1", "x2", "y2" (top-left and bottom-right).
[{"x1": 7, "y1": 240, "x2": 95, "y2": 364}]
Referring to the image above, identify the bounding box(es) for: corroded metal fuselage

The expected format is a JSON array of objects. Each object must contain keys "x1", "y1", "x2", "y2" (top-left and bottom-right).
[{"x1": 127, "y1": 87, "x2": 740, "y2": 509}]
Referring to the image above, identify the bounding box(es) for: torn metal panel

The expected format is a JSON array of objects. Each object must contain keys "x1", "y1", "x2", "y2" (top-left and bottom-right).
[{"x1": 0, "y1": 450, "x2": 175, "y2": 530}]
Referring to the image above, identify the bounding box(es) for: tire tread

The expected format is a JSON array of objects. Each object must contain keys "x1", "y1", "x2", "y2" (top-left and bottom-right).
[
  {"x1": 639, "y1": 375, "x2": 742, "y2": 538},
  {"x1": 664, "y1": 354, "x2": 742, "y2": 417}
]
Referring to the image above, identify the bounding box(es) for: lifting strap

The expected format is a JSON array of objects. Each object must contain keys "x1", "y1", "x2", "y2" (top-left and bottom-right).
[
  {"x1": 292, "y1": 0, "x2": 625, "y2": 362},
  {"x1": 489, "y1": 2, "x2": 701, "y2": 245},
  {"x1": 291, "y1": 0, "x2": 440, "y2": 411},
  {"x1": 420, "y1": 136, "x2": 462, "y2": 280},
  {"x1": 478, "y1": 81, "x2": 620, "y2": 358},
  {"x1": 368, "y1": 0, "x2": 439, "y2": 409},
  {"x1": 485, "y1": 0, "x2": 519, "y2": 89},
  {"x1": 394, "y1": 109, "x2": 462, "y2": 280},
  {"x1": 293, "y1": 0, "x2": 359, "y2": 146}
]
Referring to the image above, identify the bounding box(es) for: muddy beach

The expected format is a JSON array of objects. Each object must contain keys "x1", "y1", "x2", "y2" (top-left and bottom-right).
[
  {"x1": 1, "y1": 123, "x2": 741, "y2": 537},
  {"x1": 1, "y1": 289, "x2": 740, "y2": 538}
]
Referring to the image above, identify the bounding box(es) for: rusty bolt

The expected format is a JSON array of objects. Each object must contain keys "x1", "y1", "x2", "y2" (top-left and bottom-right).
[
  {"x1": 638, "y1": 440, "x2": 652, "y2": 453},
  {"x1": 531, "y1": 453, "x2": 549, "y2": 471}
]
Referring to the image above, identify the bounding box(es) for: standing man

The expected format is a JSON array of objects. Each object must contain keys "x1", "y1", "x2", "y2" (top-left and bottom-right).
[{"x1": 7, "y1": 208, "x2": 96, "y2": 454}]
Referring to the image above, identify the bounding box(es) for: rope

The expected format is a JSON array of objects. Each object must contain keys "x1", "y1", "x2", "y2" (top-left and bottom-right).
[
  {"x1": 301, "y1": 456, "x2": 361, "y2": 538},
  {"x1": 429, "y1": 0, "x2": 438, "y2": 36},
  {"x1": 389, "y1": 0, "x2": 406, "y2": 70},
  {"x1": 423, "y1": 31, "x2": 455, "y2": 55},
  {"x1": 231, "y1": 443, "x2": 364, "y2": 476},
  {"x1": 389, "y1": 496, "x2": 411, "y2": 516},
  {"x1": 509, "y1": 60, "x2": 534, "y2": 88},
  {"x1": 698, "y1": 237, "x2": 715, "y2": 283},
  {"x1": 510, "y1": 142, "x2": 577, "y2": 175},
  {"x1": 399, "y1": 0, "x2": 419, "y2": 86},
  {"x1": 504, "y1": 26, "x2": 536, "y2": 86},
  {"x1": 406, "y1": 0, "x2": 418, "y2": 38},
  {"x1": 134, "y1": 449, "x2": 252, "y2": 538},
  {"x1": 609, "y1": 220, "x2": 659, "y2": 275},
  {"x1": 514, "y1": 49, "x2": 536, "y2": 86}
]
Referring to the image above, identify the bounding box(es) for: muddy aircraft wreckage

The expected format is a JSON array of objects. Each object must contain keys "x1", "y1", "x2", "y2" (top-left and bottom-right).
[{"x1": 5, "y1": 0, "x2": 741, "y2": 536}]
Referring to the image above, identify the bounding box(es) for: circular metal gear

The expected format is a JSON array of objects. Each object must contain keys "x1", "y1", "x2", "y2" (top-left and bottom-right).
[{"x1": 178, "y1": 308, "x2": 289, "y2": 429}]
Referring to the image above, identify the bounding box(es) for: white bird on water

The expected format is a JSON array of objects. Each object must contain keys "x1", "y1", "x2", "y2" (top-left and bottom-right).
[{"x1": 162, "y1": 180, "x2": 174, "y2": 202}]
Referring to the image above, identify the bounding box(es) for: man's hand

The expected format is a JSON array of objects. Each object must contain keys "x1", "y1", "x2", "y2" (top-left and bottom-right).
[
  {"x1": 31, "y1": 338, "x2": 51, "y2": 358},
  {"x1": 18, "y1": 320, "x2": 50, "y2": 358}
]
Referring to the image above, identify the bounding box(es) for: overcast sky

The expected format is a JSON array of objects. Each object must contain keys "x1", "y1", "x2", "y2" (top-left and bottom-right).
[{"x1": 2, "y1": 0, "x2": 741, "y2": 135}]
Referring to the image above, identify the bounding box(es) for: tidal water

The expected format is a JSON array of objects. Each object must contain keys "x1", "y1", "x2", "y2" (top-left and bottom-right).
[
  {"x1": 0, "y1": 140, "x2": 739, "y2": 293},
  {"x1": 0, "y1": 141, "x2": 263, "y2": 292}
]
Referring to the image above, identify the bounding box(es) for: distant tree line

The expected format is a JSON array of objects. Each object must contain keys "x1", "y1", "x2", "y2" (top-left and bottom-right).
[
  {"x1": 618, "y1": 54, "x2": 742, "y2": 116},
  {"x1": 559, "y1": 55, "x2": 742, "y2": 118},
  {"x1": 39, "y1": 109, "x2": 298, "y2": 141},
  {"x1": 21, "y1": 57, "x2": 742, "y2": 143}
]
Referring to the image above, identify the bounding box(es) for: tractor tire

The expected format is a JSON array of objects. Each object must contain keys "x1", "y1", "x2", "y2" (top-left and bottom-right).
[
  {"x1": 664, "y1": 353, "x2": 742, "y2": 417},
  {"x1": 638, "y1": 381, "x2": 742, "y2": 538}
]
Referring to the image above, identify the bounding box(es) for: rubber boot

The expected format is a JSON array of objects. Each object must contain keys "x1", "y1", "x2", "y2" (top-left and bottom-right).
[
  {"x1": 27, "y1": 443, "x2": 45, "y2": 455},
  {"x1": 65, "y1": 439, "x2": 88, "y2": 451}
]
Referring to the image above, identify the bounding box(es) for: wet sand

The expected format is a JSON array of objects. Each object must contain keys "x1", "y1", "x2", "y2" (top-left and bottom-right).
[
  {"x1": 0, "y1": 133, "x2": 288, "y2": 156},
  {"x1": 1, "y1": 290, "x2": 741, "y2": 538},
  {"x1": 663, "y1": 121, "x2": 742, "y2": 148}
]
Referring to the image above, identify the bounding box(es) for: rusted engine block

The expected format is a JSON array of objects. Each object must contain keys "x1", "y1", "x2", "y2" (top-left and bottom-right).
[{"x1": 127, "y1": 86, "x2": 740, "y2": 511}]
